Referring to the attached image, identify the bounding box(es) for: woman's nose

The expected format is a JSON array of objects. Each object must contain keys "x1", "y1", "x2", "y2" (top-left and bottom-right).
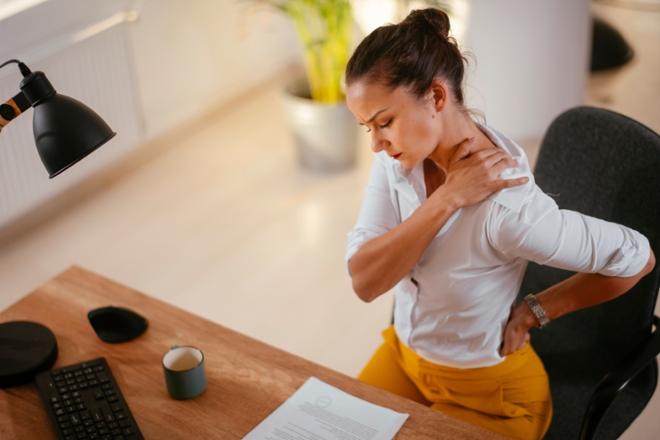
[{"x1": 370, "y1": 134, "x2": 388, "y2": 153}]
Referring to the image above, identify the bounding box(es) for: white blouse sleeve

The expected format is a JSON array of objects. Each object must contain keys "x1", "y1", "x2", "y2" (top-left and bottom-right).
[
  {"x1": 486, "y1": 185, "x2": 651, "y2": 277},
  {"x1": 345, "y1": 155, "x2": 399, "y2": 275}
]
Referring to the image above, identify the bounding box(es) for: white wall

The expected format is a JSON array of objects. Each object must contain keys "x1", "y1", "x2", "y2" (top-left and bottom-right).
[
  {"x1": 462, "y1": 0, "x2": 591, "y2": 144},
  {"x1": 129, "y1": 0, "x2": 300, "y2": 139}
]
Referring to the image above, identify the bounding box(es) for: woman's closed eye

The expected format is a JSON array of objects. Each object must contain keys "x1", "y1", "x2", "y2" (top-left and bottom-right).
[
  {"x1": 380, "y1": 119, "x2": 393, "y2": 129},
  {"x1": 364, "y1": 119, "x2": 393, "y2": 133}
]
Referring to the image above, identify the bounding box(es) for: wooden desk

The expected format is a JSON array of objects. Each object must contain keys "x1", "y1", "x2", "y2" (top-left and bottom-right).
[{"x1": 0, "y1": 266, "x2": 504, "y2": 439}]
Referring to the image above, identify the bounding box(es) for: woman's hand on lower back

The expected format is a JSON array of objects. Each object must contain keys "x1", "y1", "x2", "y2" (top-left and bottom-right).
[
  {"x1": 436, "y1": 137, "x2": 529, "y2": 209},
  {"x1": 500, "y1": 302, "x2": 536, "y2": 356}
]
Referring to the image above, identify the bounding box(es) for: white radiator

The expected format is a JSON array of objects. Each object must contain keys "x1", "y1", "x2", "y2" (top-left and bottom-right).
[{"x1": 0, "y1": 6, "x2": 142, "y2": 228}]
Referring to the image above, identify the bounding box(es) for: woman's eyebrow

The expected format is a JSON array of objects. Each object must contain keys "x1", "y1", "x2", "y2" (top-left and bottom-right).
[{"x1": 359, "y1": 107, "x2": 389, "y2": 125}]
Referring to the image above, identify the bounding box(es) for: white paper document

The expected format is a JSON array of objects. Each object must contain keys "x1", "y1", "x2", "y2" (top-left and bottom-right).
[{"x1": 242, "y1": 377, "x2": 409, "y2": 440}]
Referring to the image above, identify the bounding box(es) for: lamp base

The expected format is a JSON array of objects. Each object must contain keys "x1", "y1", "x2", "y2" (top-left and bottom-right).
[{"x1": 0, "y1": 321, "x2": 58, "y2": 388}]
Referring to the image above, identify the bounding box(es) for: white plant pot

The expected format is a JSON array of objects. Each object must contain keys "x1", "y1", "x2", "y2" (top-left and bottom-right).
[{"x1": 282, "y1": 77, "x2": 358, "y2": 173}]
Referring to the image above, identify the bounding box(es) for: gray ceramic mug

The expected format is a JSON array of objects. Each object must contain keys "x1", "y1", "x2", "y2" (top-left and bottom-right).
[{"x1": 162, "y1": 345, "x2": 206, "y2": 399}]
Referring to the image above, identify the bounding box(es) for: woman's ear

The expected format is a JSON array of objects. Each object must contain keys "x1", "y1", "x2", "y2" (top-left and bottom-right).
[{"x1": 428, "y1": 78, "x2": 448, "y2": 112}]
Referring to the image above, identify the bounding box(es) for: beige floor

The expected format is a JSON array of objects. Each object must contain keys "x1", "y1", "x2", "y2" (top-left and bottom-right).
[{"x1": 1, "y1": 2, "x2": 659, "y2": 438}]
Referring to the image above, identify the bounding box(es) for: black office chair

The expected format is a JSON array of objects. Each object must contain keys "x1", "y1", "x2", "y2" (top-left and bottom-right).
[{"x1": 517, "y1": 106, "x2": 660, "y2": 439}]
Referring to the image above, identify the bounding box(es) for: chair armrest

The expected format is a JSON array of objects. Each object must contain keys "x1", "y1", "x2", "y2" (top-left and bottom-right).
[{"x1": 579, "y1": 315, "x2": 660, "y2": 440}]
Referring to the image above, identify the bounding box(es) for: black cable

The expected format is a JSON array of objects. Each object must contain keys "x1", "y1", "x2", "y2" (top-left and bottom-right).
[
  {"x1": 0, "y1": 59, "x2": 20, "y2": 69},
  {"x1": 0, "y1": 59, "x2": 32, "y2": 76}
]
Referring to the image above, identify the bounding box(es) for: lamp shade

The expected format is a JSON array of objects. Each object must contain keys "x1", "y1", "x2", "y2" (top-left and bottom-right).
[
  {"x1": 19, "y1": 71, "x2": 116, "y2": 178},
  {"x1": 33, "y1": 94, "x2": 116, "y2": 178}
]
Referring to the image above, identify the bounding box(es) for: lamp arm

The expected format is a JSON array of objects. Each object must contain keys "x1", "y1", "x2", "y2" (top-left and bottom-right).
[
  {"x1": 0, "y1": 59, "x2": 33, "y2": 133},
  {"x1": 0, "y1": 91, "x2": 31, "y2": 133}
]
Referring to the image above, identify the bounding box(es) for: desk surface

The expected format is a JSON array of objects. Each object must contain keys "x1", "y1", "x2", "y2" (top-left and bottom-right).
[{"x1": 0, "y1": 266, "x2": 503, "y2": 439}]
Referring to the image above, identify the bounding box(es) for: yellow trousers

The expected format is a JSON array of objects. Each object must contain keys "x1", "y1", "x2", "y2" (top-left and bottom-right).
[{"x1": 358, "y1": 326, "x2": 553, "y2": 440}]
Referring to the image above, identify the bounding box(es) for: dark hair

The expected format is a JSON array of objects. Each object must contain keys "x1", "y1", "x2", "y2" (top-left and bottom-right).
[{"x1": 345, "y1": 8, "x2": 467, "y2": 105}]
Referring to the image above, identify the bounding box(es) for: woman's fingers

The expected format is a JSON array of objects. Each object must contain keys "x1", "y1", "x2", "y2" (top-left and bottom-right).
[
  {"x1": 465, "y1": 148, "x2": 501, "y2": 166},
  {"x1": 490, "y1": 157, "x2": 519, "y2": 175},
  {"x1": 502, "y1": 332, "x2": 529, "y2": 356},
  {"x1": 496, "y1": 176, "x2": 529, "y2": 190},
  {"x1": 448, "y1": 137, "x2": 475, "y2": 165},
  {"x1": 485, "y1": 152, "x2": 516, "y2": 169}
]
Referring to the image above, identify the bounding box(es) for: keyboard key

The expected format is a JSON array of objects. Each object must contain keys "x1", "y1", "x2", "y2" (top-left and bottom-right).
[{"x1": 97, "y1": 373, "x2": 110, "y2": 384}]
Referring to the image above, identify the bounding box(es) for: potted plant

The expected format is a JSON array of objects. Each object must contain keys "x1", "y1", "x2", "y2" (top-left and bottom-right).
[{"x1": 257, "y1": 0, "x2": 357, "y2": 173}]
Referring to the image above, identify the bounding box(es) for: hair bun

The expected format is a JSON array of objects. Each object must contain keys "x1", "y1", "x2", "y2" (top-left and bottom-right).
[{"x1": 403, "y1": 8, "x2": 451, "y2": 39}]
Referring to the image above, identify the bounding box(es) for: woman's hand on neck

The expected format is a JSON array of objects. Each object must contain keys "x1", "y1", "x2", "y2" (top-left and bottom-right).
[{"x1": 428, "y1": 107, "x2": 494, "y2": 173}]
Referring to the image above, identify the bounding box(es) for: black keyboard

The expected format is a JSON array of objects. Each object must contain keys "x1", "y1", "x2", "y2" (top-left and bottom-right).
[{"x1": 35, "y1": 357, "x2": 143, "y2": 440}]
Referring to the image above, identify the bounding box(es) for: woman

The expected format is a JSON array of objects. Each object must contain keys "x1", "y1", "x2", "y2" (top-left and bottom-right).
[{"x1": 344, "y1": 8, "x2": 655, "y2": 440}]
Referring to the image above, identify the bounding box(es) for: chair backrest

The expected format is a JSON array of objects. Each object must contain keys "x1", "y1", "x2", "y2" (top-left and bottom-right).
[{"x1": 517, "y1": 106, "x2": 660, "y2": 372}]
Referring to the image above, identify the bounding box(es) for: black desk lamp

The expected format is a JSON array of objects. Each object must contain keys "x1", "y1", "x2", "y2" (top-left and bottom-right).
[
  {"x1": 0, "y1": 59, "x2": 116, "y2": 177},
  {"x1": 0, "y1": 59, "x2": 116, "y2": 387}
]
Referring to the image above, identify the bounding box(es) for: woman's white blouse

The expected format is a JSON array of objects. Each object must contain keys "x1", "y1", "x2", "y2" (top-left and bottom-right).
[{"x1": 345, "y1": 123, "x2": 651, "y2": 368}]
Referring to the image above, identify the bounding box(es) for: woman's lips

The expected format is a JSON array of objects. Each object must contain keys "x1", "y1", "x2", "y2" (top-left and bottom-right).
[{"x1": 391, "y1": 153, "x2": 402, "y2": 159}]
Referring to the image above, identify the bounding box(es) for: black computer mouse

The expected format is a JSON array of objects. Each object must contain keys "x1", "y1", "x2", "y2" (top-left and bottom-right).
[{"x1": 87, "y1": 306, "x2": 148, "y2": 343}]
